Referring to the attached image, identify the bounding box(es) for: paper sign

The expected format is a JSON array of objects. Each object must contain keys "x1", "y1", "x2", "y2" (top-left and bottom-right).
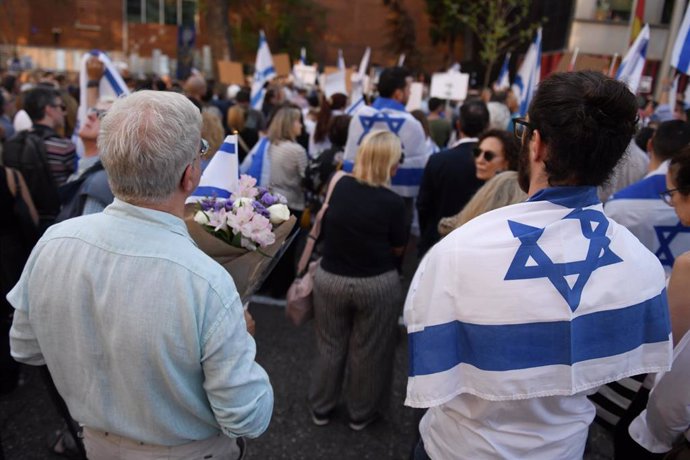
[
  {"x1": 324, "y1": 66, "x2": 353, "y2": 93},
  {"x1": 273, "y1": 53, "x2": 291, "y2": 77},
  {"x1": 293, "y1": 63, "x2": 318, "y2": 86},
  {"x1": 217, "y1": 61, "x2": 245, "y2": 85},
  {"x1": 430, "y1": 72, "x2": 469, "y2": 101},
  {"x1": 406, "y1": 82, "x2": 424, "y2": 111},
  {"x1": 322, "y1": 70, "x2": 348, "y2": 98},
  {"x1": 639, "y1": 76, "x2": 653, "y2": 94}
]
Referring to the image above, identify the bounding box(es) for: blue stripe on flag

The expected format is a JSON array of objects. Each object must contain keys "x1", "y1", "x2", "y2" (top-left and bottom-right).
[
  {"x1": 408, "y1": 291, "x2": 669, "y2": 376},
  {"x1": 391, "y1": 167, "x2": 425, "y2": 186},
  {"x1": 219, "y1": 142, "x2": 236, "y2": 154},
  {"x1": 343, "y1": 160, "x2": 354, "y2": 172},
  {"x1": 103, "y1": 69, "x2": 125, "y2": 97},
  {"x1": 678, "y1": 36, "x2": 690, "y2": 73},
  {"x1": 260, "y1": 66, "x2": 276, "y2": 79},
  {"x1": 192, "y1": 186, "x2": 232, "y2": 199},
  {"x1": 250, "y1": 88, "x2": 264, "y2": 110}
]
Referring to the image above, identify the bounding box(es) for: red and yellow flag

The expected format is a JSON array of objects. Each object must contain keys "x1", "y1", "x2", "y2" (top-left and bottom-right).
[{"x1": 630, "y1": 0, "x2": 645, "y2": 44}]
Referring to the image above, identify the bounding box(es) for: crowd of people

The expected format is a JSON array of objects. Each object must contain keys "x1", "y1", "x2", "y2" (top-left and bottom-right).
[{"x1": 1, "y1": 56, "x2": 690, "y2": 460}]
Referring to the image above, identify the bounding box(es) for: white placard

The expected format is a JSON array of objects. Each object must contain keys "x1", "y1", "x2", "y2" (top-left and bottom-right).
[
  {"x1": 160, "y1": 54, "x2": 170, "y2": 76},
  {"x1": 405, "y1": 82, "x2": 424, "y2": 111},
  {"x1": 430, "y1": 72, "x2": 469, "y2": 101},
  {"x1": 55, "y1": 49, "x2": 66, "y2": 72},
  {"x1": 322, "y1": 70, "x2": 347, "y2": 98},
  {"x1": 638, "y1": 76, "x2": 653, "y2": 94},
  {"x1": 293, "y1": 63, "x2": 318, "y2": 86},
  {"x1": 152, "y1": 49, "x2": 161, "y2": 76}
]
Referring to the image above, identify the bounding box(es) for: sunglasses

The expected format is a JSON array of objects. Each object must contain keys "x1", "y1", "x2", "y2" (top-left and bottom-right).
[
  {"x1": 87, "y1": 107, "x2": 108, "y2": 119},
  {"x1": 199, "y1": 138, "x2": 209, "y2": 155},
  {"x1": 473, "y1": 147, "x2": 500, "y2": 162},
  {"x1": 659, "y1": 188, "x2": 686, "y2": 206},
  {"x1": 513, "y1": 117, "x2": 534, "y2": 139}
]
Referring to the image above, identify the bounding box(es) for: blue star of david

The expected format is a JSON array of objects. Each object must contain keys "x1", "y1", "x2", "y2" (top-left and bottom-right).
[
  {"x1": 654, "y1": 222, "x2": 690, "y2": 267},
  {"x1": 357, "y1": 113, "x2": 407, "y2": 145},
  {"x1": 504, "y1": 208, "x2": 623, "y2": 312}
]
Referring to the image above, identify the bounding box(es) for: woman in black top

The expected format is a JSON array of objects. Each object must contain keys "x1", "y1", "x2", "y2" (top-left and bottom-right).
[{"x1": 309, "y1": 130, "x2": 406, "y2": 431}]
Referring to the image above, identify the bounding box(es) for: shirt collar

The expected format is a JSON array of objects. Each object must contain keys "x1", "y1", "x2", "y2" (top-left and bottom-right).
[
  {"x1": 104, "y1": 198, "x2": 193, "y2": 241},
  {"x1": 528, "y1": 186, "x2": 600, "y2": 208},
  {"x1": 451, "y1": 137, "x2": 478, "y2": 147},
  {"x1": 372, "y1": 97, "x2": 406, "y2": 112}
]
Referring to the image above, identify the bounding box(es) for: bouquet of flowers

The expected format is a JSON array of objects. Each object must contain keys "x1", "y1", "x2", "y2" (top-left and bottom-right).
[{"x1": 184, "y1": 175, "x2": 296, "y2": 303}]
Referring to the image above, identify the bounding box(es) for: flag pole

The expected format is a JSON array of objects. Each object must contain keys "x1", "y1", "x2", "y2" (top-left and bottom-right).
[
  {"x1": 654, "y1": 0, "x2": 686, "y2": 100},
  {"x1": 608, "y1": 53, "x2": 619, "y2": 77},
  {"x1": 568, "y1": 48, "x2": 579, "y2": 72}
]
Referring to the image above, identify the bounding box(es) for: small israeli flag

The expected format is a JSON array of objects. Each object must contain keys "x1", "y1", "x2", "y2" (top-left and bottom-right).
[
  {"x1": 616, "y1": 24, "x2": 650, "y2": 94},
  {"x1": 348, "y1": 47, "x2": 371, "y2": 114},
  {"x1": 187, "y1": 135, "x2": 240, "y2": 203},
  {"x1": 338, "y1": 49, "x2": 346, "y2": 71},
  {"x1": 671, "y1": 3, "x2": 690, "y2": 75},
  {"x1": 495, "y1": 53, "x2": 511, "y2": 90},
  {"x1": 239, "y1": 137, "x2": 271, "y2": 187},
  {"x1": 75, "y1": 50, "x2": 130, "y2": 155},
  {"x1": 511, "y1": 28, "x2": 542, "y2": 116},
  {"x1": 250, "y1": 31, "x2": 276, "y2": 110},
  {"x1": 300, "y1": 47, "x2": 307, "y2": 65}
]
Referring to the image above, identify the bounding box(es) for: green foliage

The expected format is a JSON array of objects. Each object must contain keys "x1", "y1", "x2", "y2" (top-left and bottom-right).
[
  {"x1": 228, "y1": 0, "x2": 326, "y2": 63},
  {"x1": 441, "y1": 0, "x2": 543, "y2": 86},
  {"x1": 383, "y1": 0, "x2": 420, "y2": 69},
  {"x1": 424, "y1": 0, "x2": 464, "y2": 60}
]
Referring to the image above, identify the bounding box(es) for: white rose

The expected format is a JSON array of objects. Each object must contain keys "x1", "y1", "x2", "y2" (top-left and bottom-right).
[
  {"x1": 267, "y1": 204, "x2": 290, "y2": 225},
  {"x1": 232, "y1": 197, "x2": 254, "y2": 209},
  {"x1": 193, "y1": 210, "x2": 209, "y2": 225}
]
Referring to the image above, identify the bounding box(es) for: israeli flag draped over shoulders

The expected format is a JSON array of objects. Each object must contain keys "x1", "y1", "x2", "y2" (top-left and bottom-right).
[
  {"x1": 511, "y1": 29, "x2": 541, "y2": 116},
  {"x1": 671, "y1": 2, "x2": 690, "y2": 75},
  {"x1": 187, "y1": 135, "x2": 240, "y2": 203},
  {"x1": 250, "y1": 31, "x2": 276, "y2": 110},
  {"x1": 74, "y1": 50, "x2": 130, "y2": 155},
  {"x1": 405, "y1": 186, "x2": 671, "y2": 407},
  {"x1": 616, "y1": 24, "x2": 650, "y2": 94},
  {"x1": 239, "y1": 136, "x2": 271, "y2": 187},
  {"x1": 343, "y1": 98, "x2": 427, "y2": 197}
]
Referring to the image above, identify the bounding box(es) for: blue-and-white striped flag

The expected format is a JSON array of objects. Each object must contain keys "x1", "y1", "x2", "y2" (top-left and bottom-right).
[
  {"x1": 347, "y1": 47, "x2": 371, "y2": 114},
  {"x1": 511, "y1": 28, "x2": 542, "y2": 116},
  {"x1": 75, "y1": 50, "x2": 130, "y2": 155},
  {"x1": 300, "y1": 47, "x2": 307, "y2": 65},
  {"x1": 616, "y1": 24, "x2": 650, "y2": 94},
  {"x1": 239, "y1": 137, "x2": 271, "y2": 187},
  {"x1": 495, "y1": 53, "x2": 511, "y2": 91},
  {"x1": 187, "y1": 135, "x2": 240, "y2": 203},
  {"x1": 671, "y1": 3, "x2": 690, "y2": 74},
  {"x1": 250, "y1": 31, "x2": 276, "y2": 110},
  {"x1": 338, "y1": 49, "x2": 346, "y2": 71}
]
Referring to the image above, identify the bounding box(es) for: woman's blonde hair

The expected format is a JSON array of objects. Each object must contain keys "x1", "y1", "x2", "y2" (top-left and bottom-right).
[
  {"x1": 227, "y1": 105, "x2": 246, "y2": 132},
  {"x1": 201, "y1": 111, "x2": 224, "y2": 160},
  {"x1": 267, "y1": 105, "x2": 301, "y2": 143},
  {"x1": 353, "y1": 130, "x2": 402, "y2": 187},
  {"x1": 438, "y1": 171, "x2": 527, "y2": 236}
]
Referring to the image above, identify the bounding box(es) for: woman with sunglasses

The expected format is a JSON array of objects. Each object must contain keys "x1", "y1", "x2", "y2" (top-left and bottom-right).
[
  {"x1": 473, "y1": 129, "x2": 520, "y2": 181},
  {"x1": 624, "y1": 148, "x2": 690, "y2": 459}
]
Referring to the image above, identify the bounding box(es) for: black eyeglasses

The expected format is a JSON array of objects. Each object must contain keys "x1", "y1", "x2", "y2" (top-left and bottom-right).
[
  {"x1": 513, "y1": 117, "x2": 534, "y2": 139},
  {"x1": 660, "y1": 188, "x2": 685, "y2": 206},
  {"x1": 473, "y1": 147, "x2": 499, "y2": 162},
  {"x1": 199, "y1": 138, "x2": 209, "y2": 155}
]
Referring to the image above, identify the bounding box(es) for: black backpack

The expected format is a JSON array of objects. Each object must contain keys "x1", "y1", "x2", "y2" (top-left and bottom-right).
[
  {"x1": 2, "y1": 130, "x2": 61, "y2": 224},
  {"x1": 55, "y1": 161, "x2": 106, "y2": 223}
]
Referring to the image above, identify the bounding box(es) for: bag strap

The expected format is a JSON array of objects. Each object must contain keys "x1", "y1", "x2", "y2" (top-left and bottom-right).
[
  {"x1": 237, "y1": 133, "x2": 250, "y2": 154},
  {"x1": 296, "y1": 170, "x2": 347, "y2": 274},
  {"x1": 10, "y1": 169, "x2": 20, "y2": 198}
]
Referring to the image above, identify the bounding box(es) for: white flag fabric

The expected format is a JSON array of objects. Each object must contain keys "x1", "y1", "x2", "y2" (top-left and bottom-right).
[
  {"x1": 495, "y1": 53, "x2": 511, "y2": 90},
  {"x1": 616, "y1": 24, "x2": 650, "y2": 94},
  {"x1": 671, "y1": 2, "x2": 690, "y2": 75},
  {"x1": 405, "y1": 186, "x2": 671, "y2": 407},
  {"x1": 187, "y1": 135, "x2": 240, "y2": 203},
  {"x1": 348, "y1": 47, "x2": 371, "y2": 113},
  {"x1": 511, "y1": 28, "x2": 542, "y2": 116},
  {"x1": 669, "y1": 74, "x2": 680, "y2": 111},
  {"x1": 343, "y1": 98, "x2": 427, "y2": 197},
  {"x1": 75, "y1": 50, "x2": 130, "y2": 155},
  {"x1": 605, "y1": 162, "x2": 690, "y2": 272},
  {"x1": 338, "y1": 49, "x2": 346, "y2": 71},
  {"x1": 250, "y1": 31, "x2": 276, "y2": 110}
]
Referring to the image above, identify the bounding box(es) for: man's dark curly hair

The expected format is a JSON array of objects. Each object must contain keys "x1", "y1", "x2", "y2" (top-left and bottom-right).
[{"x1": 527, "y1": 71, "x2": 638, "y2": 187}]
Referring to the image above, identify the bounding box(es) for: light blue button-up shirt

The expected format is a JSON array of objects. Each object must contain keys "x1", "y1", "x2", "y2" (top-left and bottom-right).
[{"x1": 9, "y1": 198, "x2": 273, "y2": 445}]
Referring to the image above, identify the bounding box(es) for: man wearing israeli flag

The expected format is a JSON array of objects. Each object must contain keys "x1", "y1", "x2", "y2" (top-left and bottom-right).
[
  {"x1": 605, "y1": 120, "x2": 690, "y2": 272},
  {"x1": 343, "y1": 67, "x2": 427, "y2": 203},
  {"x1": 407, "y1": 71, "x2": 672, "y2": 460}
]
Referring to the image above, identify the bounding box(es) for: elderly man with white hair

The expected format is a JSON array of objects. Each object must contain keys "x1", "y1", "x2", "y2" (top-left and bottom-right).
[{"x1": 8, "y1": 90, "x2": 273, "y2": 459}]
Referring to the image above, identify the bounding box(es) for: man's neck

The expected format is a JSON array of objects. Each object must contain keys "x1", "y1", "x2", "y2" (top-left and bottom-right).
[
  {"x1": 128, "y1": 193, "x2": 186, "y2": 220},
  {"x1": 648, "y1": 154, "x2": 663, "y2": 173}
]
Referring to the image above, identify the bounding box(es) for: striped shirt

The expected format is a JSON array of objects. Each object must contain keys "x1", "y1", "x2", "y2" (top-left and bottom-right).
[{"x1": 33, "y1": 124, "x2": 77, "y2": 187}]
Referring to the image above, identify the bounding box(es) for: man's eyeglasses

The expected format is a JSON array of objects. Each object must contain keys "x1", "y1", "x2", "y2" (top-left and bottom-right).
[
  {"x1": 87, "y1": 107, "x2": 108, "y2": 119},
  {"x1": 660, "y1": 188, "x2": 686, "y2": 206},
  {"x1": 199, "y1": 138, "x2": 209, "y2": 156},
  {"x1": 473, "y1": 147, "x2": 499, "y2": 162},
  {"x1": 513, "y1": 118, "x2": 534, "y2": 139}
]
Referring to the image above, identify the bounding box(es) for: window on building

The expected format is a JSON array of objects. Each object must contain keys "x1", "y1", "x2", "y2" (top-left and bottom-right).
[
  {"x1": 594, "y1": 0, "x2": 632, "y2": 22},
  {"x1": 125, "y1": 0, "x2": 196, "y2": 25}
]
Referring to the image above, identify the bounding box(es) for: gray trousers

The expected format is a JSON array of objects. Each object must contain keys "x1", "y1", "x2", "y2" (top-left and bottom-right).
[{"x1": 309, "y1": 265, "x2": 401, "y2": 421}]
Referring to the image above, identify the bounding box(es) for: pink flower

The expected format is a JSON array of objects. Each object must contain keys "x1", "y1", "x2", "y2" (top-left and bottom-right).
[
  {"x1": 240, "y1": 214, "x2": 276, "y2": 248},
  {"x1": 226, "y1": 205, "x2": 254, "y2": 235},
  {"x1": 235, "y1": 174, "x2": 259, "y2": 199},
  {"x1": 207, "y1": 208, "x2": 228, "y2": 232}
]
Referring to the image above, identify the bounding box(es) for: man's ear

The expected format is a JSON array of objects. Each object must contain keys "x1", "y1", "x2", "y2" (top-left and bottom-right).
[
  {"x1": 531, "y1": 129, "x2": 547, "y2": 164},
  {"x1": 180, "y1": 164, "x2": 196, "y2": 194}
]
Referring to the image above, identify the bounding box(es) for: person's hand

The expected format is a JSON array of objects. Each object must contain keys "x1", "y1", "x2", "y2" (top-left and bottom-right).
[
  {"x1": 86, "y1": 56, "x2": 105, "y2": 82},
  {"x1": 244, "y1": 310, "x2": 256, "y2": 336}
]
